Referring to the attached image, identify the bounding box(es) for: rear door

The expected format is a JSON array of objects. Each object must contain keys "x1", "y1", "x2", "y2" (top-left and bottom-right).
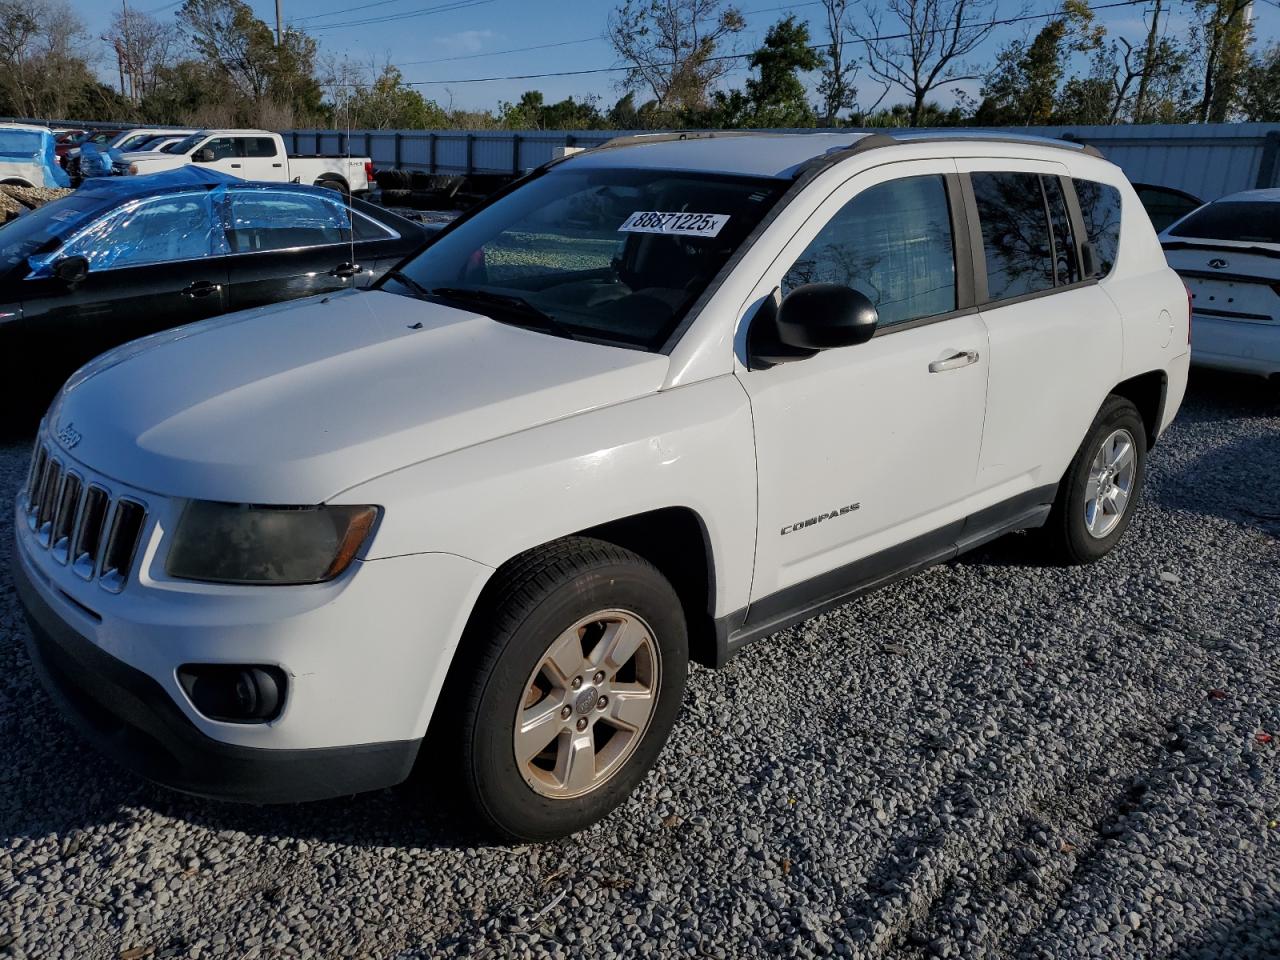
[
  {"x1": 16, "y1": 189, "x2": 229, "y2": 390},
  {"x1": 958, "y1": 161, "x2": 1123, "y2": 496},
  {"x1": 238, "y1": 135, "x2": 286, "y2": 181},
  {"x1": 221, "y1": 186, "x2": 364, "y2": 310}
]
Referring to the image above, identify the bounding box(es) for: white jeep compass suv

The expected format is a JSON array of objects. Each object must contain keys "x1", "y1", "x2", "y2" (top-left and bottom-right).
[{"x1": 14, "y1": 131, "x2": 1190, "y2": 840}]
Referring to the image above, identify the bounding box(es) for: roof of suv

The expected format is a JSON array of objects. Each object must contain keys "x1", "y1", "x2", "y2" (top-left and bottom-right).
[{"x1": 568, "y1": 130, "x2": 1098, "y2": 180}]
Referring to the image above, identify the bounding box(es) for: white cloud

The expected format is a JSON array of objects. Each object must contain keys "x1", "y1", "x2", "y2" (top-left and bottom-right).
[{"x1": 434, "y1": 29, "x2": 495, "y2": 55}]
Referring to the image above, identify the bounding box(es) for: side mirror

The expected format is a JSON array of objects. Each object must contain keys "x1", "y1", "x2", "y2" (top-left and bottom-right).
[
  {"x1": 53, "y1": 255, "x2": 89, "y2": 286},
  {"x1": 778, "y1": 282, "x2": 878, "y2": 348},
  {"x1": 748, "y1": 283, "x2": 879, "y2": 369},
  {"x1": 193, "y1": 147, "x2": 215, "y2": 163}
]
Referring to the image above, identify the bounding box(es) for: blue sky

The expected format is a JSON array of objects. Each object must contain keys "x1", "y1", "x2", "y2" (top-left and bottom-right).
[{"x1": 81, "y1": 0, "x2": 1280, "y2": 112}]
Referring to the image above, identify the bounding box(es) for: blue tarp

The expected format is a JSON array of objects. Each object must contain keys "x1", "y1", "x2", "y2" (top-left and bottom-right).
[
  {"x1": 0, "y1": 126, "x2": 70, "y2": 188},
  {"x1": 75, "y1": 164, "x2": 243, "y2": 198},
  {"x1": 76, "y1": 142, "x2": 119, "y2": 180}
]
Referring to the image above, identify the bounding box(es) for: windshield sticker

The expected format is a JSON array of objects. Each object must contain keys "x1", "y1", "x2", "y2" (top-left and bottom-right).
[{"x1": 619, "y1": 211, "x2": 730, "y2": 238}]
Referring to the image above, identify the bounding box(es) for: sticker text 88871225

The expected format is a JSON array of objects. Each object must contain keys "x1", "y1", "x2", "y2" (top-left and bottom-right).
[{"x1": 618, "y1": 211, "x2": 730, "y2": 238}]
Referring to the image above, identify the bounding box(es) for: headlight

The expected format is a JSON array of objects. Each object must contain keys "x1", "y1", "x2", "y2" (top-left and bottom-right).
[{"x1": 166, "y1": 502, "x2": 378, "y2": 585}]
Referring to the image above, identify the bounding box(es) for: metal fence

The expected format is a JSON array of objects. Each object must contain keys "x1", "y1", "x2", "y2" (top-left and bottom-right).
[
  {"x1": 282, "y1": 123, "x2": 1280, "y2": 202},
  {"x1": 8, "y1": 116, "x2": 1278, "y2": 202}
]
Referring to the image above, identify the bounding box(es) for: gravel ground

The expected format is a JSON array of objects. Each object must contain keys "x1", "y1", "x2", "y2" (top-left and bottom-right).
[{"x1": 1, "y1": 370, "x2": 1277, "y2": 960}]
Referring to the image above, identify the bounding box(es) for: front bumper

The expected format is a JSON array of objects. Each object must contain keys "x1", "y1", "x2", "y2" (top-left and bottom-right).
[{"x1": 15, "y1": 542, "x2": 421, "y2": 803}]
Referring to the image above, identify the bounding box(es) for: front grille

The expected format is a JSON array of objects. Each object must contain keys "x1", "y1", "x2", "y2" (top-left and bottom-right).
[{"x1": 23, "y1": 441, "x2": 147, "y2": 593}]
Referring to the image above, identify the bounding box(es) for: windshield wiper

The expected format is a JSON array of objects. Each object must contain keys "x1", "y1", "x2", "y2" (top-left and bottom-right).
[
  {"x1": 429, "y1": 286, "x2": 578, "y2": 340},
  {"x1": 383, "y1": 269, "x2": 433, "y2": 300}
]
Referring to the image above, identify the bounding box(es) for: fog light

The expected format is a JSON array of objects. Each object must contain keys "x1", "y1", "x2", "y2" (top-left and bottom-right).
[{"x1": 177, "y1": 664, "x2": 286, "y2": 723}]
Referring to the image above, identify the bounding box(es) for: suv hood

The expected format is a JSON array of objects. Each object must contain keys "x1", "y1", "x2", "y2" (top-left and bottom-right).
[{"x1": 50, "y1": 290, "x2": 669, "y2": 503}]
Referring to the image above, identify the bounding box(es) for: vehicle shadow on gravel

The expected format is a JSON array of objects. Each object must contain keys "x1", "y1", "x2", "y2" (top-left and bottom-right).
[{"x1": 0, "y1": 629, "x2": 493, "y2": 853}]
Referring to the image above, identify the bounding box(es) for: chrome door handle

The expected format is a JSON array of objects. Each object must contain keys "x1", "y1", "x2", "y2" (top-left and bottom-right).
[
  {"x1": 182, "y1": 280, "x2": 218, "y2": 298},
  {"x1": 928, "y1": 350, "x2": 980, "y2": 373}
]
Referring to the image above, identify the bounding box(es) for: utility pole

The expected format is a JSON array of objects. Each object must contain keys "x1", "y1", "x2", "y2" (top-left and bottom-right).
[
  {"x1": 1132, "y1": 0, "x2": 1162, "y2": 124},
  {"x1": 275, "y1": 0, "x2": 283, "y2": 46}
]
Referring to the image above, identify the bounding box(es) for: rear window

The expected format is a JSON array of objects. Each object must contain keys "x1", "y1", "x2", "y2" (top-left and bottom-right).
[
  {"x1": 1168, "y1": 200, "x2": 1280, "y2": 244},
  {"x1": 1072, "y1": 179, "x2": 1122, "y2": 277}
]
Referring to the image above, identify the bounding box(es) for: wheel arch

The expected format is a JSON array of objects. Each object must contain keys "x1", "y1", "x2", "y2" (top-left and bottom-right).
[
  {"x1": 314, "y1": 173, "x2": 349, "y2": 193},
  {"x1": 458, "y1": 506, "x2": 720, "y2": 670},
  {"x1": 1110, "y1": 369, "x2": 1168, "y2": 449}
]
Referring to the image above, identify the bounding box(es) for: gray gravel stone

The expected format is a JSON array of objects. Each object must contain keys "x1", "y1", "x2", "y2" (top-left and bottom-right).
[{"x1": 1, "y1": 370, "x2": 1278, "y2": 959}]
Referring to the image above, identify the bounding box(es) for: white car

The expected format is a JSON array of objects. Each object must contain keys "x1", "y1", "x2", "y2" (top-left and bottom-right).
[
  {"x1": 1160, "y1": 188, "x2": 1280, "y2": 379},
  {"x1": 14, "y1": 131, "x2": 1189, "y2": 841},
  {"x1": 117, "y1": 129, "x2": 372, "y2": 196}
]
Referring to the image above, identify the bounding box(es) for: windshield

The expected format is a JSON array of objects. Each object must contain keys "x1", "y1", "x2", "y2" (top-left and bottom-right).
[
  {"x1": 117, "y1": 134, "x2": 154, "y2": 152},
  {"x1": 0, "y1": 194, "x2": 110, "y2": 275},
  {"x1": 381, "y1": 166, "x2": 787, "y2": 350},
  {"x1": 1169, "y1": 200, "x2": 1280, "y2": 244}
]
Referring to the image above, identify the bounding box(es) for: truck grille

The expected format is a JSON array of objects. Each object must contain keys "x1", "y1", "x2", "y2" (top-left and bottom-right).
[{"x1": 24, "y1": 442, "x2": 147, "y2": 593}]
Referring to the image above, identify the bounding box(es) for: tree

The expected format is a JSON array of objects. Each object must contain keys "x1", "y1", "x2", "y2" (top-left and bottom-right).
[
  {"x1": 607, "y1": 0, "x2": 745, "y2": 111},
  {"x1": 740, "y1": 15, "x2": 822, "y2": 127},
  {"x1": 1240, "y1": 44, "x2": 1280, "y2": 122},
  {"x1": 1194, "y1": 0, "x2": 1253, "y2": 122},
  {"x1": 975, "y1": 0, "x2": 1102, "y2": 125},
  {"x1": 334, "y1": 63, "x2": 448, "y2": 129},
  {"x1": 852, "y1": 0, "x2": 1012, "y2": 127},
  {"x1": 177, "y1": 0, "x2": 324, "y2": 126},
  {"x1": 105, "y1": 6, "x2": 179, "y2": 103},
  {"x1": 0, "y1": 0, "x2": 119, "y2": 121},
  {"x1": 816, "y1": 0, "x2": 857, "y2": 125},
  {"x1": 498, "y1": 90, "x2": 604, "y2": 129}
]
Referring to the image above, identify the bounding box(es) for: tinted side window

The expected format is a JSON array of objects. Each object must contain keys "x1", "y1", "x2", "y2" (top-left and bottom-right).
[
  {"x1": 782, "y1": 175, "x2": 956, "y2": 326},
  {"x1": 244, "y1": 137, "x2": 278, "y2": 158},
  {"x1": 1072, "y1": 179, "x2": 1122, "y2": 277},
  {"x1": 227, "y1": 190, "x2": 350, "y2": 252},
  {"x1": 971, "y1": 172, "x2": 1054, "y2": 301},
  {"x1": 66, "y1": 193, "x2": 219, "y2": 270}
]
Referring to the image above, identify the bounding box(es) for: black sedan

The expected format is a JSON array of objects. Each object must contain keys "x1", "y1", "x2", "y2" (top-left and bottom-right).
[{"x1": 0, "y1": 167, "x2": 427, "y2": 423}]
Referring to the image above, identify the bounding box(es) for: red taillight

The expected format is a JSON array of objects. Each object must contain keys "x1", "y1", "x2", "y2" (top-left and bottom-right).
[
  {"x1": 1185, "y1": 282, "x2": 1193, "y2": 344},
  {"x1": 364, "y1": 161, "x2": 374, "y2": 184}
]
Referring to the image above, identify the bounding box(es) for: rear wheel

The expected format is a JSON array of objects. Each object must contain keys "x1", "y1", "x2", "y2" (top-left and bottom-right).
[
  {"x1": 455, "y1": 538, "x2": 688, "y2": 841},
  {"x1": 316, "y1": 178, "x2": 349, "y2": 199},
  {"x1": 1040, "y1": 395, "x2": 1147, "y2": 564}
]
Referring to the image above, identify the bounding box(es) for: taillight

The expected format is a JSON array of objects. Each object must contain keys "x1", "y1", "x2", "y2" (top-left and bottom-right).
[{"x1": 364, "y1": 161, "x2": 374, "y2": 184}]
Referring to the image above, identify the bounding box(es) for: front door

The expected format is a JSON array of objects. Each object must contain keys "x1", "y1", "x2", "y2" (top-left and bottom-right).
[
  {"x1": 736, "y1": 161, "x2": 990, "y2": 617},
  {"x1": 17, "y1": 189, "x2": 229, "y2": 403}
]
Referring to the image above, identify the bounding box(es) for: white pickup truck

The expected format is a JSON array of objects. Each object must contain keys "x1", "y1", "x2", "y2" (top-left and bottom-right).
[{"x1": 117, "y1": 129, "x2": 371, "y2": 196}]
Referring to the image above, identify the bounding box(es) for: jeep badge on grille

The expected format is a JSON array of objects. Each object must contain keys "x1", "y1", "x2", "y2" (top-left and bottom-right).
[{"x1": 56, "y1": 422, "x2": 81, "y2": 450}]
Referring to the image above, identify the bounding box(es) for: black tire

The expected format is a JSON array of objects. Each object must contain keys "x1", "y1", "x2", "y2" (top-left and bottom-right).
[
  {"x1": 1040, "y1": 394, "x2": 1147, "y2": 565},
  {"x1": 455, "y1": 537, "x2": 688, "y2": 842},
  {"x1": 379, "y1": 188, "x2": 411, "y2": 206},
  {"x1": 316, "y1": 178, "x2": 349, "y2": 198}
]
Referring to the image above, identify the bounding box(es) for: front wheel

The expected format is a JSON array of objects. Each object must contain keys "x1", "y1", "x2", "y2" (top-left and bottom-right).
[
  {"x1": 456, "y1": 538, "x2": 688, "y2": 841},
  {"x1": 1040, "y1": 395, "x2": 1147, "y2": 564}
]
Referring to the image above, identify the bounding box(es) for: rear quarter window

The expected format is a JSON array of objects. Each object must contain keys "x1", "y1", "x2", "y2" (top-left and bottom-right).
[{"x1": 1072, "y1": 179, "x2": 1122, "y2": 277}]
